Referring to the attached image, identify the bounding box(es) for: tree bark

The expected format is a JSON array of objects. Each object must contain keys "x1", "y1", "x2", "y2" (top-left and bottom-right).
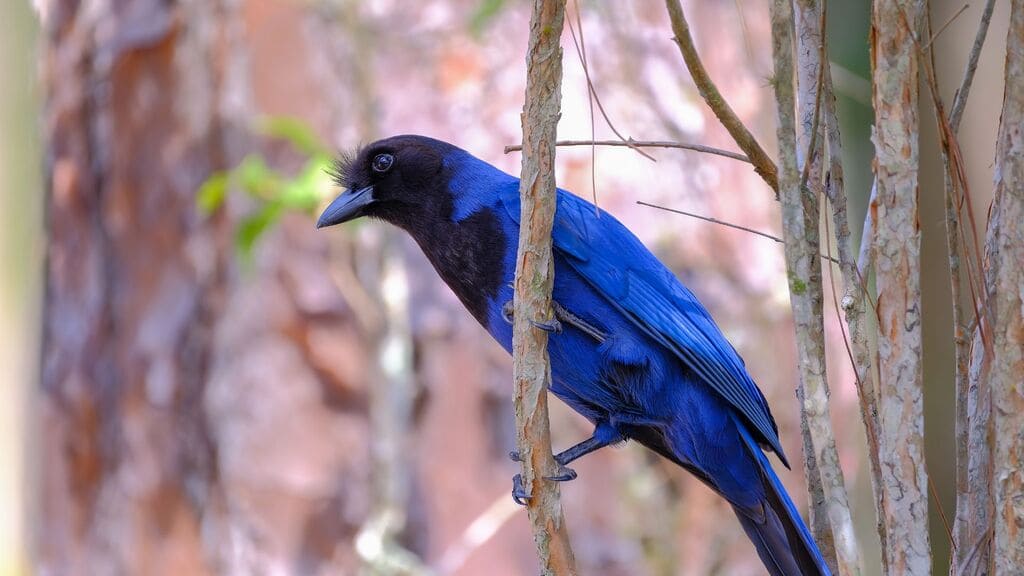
[
  {"x1": 772, "y1": 1, "x2": 859, "y2": 573},
  {"x1": 869, "y1": 1, "x2": 932, "y2": 573},
  {"x1": 513, "y1": 1, "x2": 577, "y2": 575},
  {"x1": 986, "y1": 1, "x2": 1024, "y2": 570}
]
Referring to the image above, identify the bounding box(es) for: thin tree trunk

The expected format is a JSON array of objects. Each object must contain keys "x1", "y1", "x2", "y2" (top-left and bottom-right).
[
  {"x1": 987, "y1": 1, "x2": 1024, "y2": 570},
  {"x1": 869, "y1": 1, "x2": 932, "y2": 573},
  {"x1": 513, "y1": 1, "x2": 577, "y2": 574},
  {"x1": 772, "y1": 1, "x2": 859, "y2": 573}
]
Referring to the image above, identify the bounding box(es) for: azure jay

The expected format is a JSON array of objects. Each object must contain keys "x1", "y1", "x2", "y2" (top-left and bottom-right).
[{"x1": 318, "y1": 135, "x2": 831, "y2": 576}]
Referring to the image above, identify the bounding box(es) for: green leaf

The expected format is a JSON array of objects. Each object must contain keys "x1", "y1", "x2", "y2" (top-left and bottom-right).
[
  {"x1": 236, "y1": 154, "x2": 283, "y2": 199},
  {"x1": 197, "y1": 171, "x2": 229, "y2": 215},
  {"x1": 256, "y1": 116, "x2": 329, "y2": 156},
  {"x1": 280, "y1": 156, "x2": 334, "y2": 212},
  {"x1": 235, "y1": 202, "x2": 283, "y2": 258},
  {"x1": 469, "y1": 0, "x2": 506, "y2": 36}
]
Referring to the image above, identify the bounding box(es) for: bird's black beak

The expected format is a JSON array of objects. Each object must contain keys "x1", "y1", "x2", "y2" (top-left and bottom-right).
[{"x1": 317, "y1": 186, "x2": 374, "y2": 228}]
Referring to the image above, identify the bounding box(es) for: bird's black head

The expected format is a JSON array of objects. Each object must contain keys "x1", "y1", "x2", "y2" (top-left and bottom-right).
[{"x1": 317, "y1": 135, "x2": 457, "y2": 230}]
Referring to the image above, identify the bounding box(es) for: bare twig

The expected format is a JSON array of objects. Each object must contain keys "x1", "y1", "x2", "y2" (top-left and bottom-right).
[
  {"x1": 950, "y1": 0, "x2": 997, "y2": 132},
  {"x1": 664, "y1": 0, "x2": 779, "y2": 194},
  {"x1": 636, "y1": 200, "x2": 840, "y2": 264},
  {"x1": 513, "y1": 1, "x2": 577, "y2": 574},
  {"x1": 505, "y1": 139, "x2": 749, "y2": 162},
  {"x1": 922, "y1": 2, "x2": 970, "y2": 51},
  {"x1": 870, "y1": 1, "x2": 932, "y2": 572},
  {"x1": 566, "y1": 1, "x2": 599, "y2": 206},
  {"x1": 564, "y1": 3, "x2": 655, "y2": 163},
  {"x1": 856, "y1": 181, "x2": 878, "y2": 278}
]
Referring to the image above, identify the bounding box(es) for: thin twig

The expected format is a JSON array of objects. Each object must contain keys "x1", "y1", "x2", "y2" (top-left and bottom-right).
[
  {"x1": 566, "y1": 0, "x2": 599, "y2": 207},
  {"x1": 637, "y1": 200, "x2": 840, "y2": 264},
  {"x1": 922, "y1": 2, "x2": 970, "y2": 52},
  {"x1": 505, "y1": 139, "x2": 750, "y2": 162},
  {"x1": 856, "y1": 181, "x2": 877, "y2": 278},
  {"x1": 664, "y1": 0, "x2": 779, "y2": 193},
  {"x1": 564, "y1": 4, "x2": 655, "y2": 163},
  {"x1": 950, "y1": 0, "x2": 996, "y2": 131}
]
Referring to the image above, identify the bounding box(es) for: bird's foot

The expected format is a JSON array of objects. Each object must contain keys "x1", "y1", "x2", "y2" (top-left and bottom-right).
[
  {"x1": 530, "y1": 317, "x2": 562, "y2": 333},
  {"x1": 512, "y1": 474, "x2": 530, "y2": 505},
  {"x1": 500, "y1": 300, "x2": 563, "y2": 333},
  {"x1": 544, "y1": 466, "x2": 578, "y2": 482},
  {"x1": 510, "y1": 461, "x2": 578, "y2": 506}
]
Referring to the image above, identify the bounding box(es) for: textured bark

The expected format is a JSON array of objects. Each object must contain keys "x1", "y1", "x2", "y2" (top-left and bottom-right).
[
  {"x1": 815, "y1": 3, "x2": 888, "y2": 563},
  {"x1": 987, "y1": 2, "x2": 1024, "y2": 569},
  {"x1": 773, "y1": 1, "x2": 859, "y2": 573},
  {"x1": 869, "y1": 1, "x2": 932, "y2": 573},
  {"x1": 513, "y1": 1, "x2": 577, "y2": 574}
]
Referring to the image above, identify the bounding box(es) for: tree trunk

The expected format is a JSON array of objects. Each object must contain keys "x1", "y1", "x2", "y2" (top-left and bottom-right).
[
  {"x1": 38, "y1": 2, "x2": 376, "y2": 573},
  {"x1": 869, "y1": 1, "x2": 932, "y2": 573},
  {"x1": 986, "y1": 0, "x2": 1024, "y2": 570}
]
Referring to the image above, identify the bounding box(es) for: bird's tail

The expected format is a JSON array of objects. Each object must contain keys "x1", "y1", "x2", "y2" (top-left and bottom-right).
[{"x1": 734, "y1": 424, "x2": 832, "y2": 576}]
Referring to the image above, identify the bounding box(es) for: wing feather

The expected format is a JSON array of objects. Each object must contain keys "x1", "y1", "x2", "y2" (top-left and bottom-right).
[{"x1": 501, "y1": 186, "x2": 787, "y2": 465}]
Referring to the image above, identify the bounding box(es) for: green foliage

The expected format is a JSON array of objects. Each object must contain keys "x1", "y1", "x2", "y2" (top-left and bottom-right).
[{"x1": 195, "y1": 116, "x2": 337, "y2": 260}]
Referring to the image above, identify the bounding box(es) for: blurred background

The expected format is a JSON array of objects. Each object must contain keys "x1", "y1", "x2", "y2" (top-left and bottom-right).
[{"x1": 0, "y1": 0, "x2": 1009, "y2": 574}]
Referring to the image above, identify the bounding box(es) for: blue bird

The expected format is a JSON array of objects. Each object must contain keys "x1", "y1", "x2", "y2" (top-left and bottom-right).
[{"x1": 318, "y1": 135, "x2": 831, "y2": 576}]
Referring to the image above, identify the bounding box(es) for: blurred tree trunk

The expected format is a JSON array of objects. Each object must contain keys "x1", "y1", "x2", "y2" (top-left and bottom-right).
[
  {"x1": 38, "y1": 1, "x2": 234, "y2": 572},
  {"x1": 37, "y1": 2, "x2": 378, "y2": 574}
]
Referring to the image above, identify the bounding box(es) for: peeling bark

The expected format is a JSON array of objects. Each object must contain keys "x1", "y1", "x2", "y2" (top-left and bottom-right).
[
  {"x1": 869, "y1": 1, "x2": 932, "y2": 573},
  {"x1": 513, "y1": 1, "x2": 577, "y2": 574}
]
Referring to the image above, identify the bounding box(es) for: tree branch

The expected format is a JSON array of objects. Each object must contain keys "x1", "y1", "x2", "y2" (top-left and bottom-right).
[
  {"x1": 505, "y1": 139, "x2": 750, "y2": 163},
  {"x1": 949, "y1": 0, "x2": 997, "y2": 132},
  {"x1": 870, "y1": 1, "x2": 932, "y2": 572},
  {"x1": 771, "y1": 1, "x2": 859, "y2": 573},
  {"x1": 814, "y1": 5, "x2": 888, "y2": 568},
  {"x1": 664, "y1": 0, "x2": 779, "y2": 194},
  {"x1": 513, "y1": 1, "x2": 577, "y2": 574},
  {"x1": 791, "y1": 1, "x2": 861, "y2": 573}
]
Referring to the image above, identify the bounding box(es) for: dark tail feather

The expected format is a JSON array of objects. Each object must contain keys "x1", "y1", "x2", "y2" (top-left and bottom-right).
[{"x1": 735, "y1": 425, "x2": 832, "y2": 576}]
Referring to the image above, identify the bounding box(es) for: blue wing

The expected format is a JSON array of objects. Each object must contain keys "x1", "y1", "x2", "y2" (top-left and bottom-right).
[{"x1": 500, "y1": 186, "x2": 787, "y2": 466}]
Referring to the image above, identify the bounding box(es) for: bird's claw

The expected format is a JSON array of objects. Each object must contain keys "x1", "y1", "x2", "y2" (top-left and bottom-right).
[
  {"x1": 508, "y1": 450, "x2": 521, "y2": 462},
  {"x1": 530, "y1": 317, "x2": 562, "y2": 333},
  {"x1": 512, "y1": 474, "x2": 530, "y2": 505},
  {"x1": 544, "y1": 466, "x2": 578, "y2": 482},
  {"x1": 502, "y1": 300, "x2": 564, "y2": 334}
]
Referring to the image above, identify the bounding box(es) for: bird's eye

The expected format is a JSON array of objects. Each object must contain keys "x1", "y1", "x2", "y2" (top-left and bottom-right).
[{"x1": 372, "y1": 153, "x2": 394, "y2": 173}]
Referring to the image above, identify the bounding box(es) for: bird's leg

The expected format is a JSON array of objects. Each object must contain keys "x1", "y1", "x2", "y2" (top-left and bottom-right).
[
  {"x1": 501, "y1": 299, "x2": 606, "y2": 342},
  {"x1": 551, "y1": 301, "x2": 607, "y2": 343},
  {"x1": 500, "y1": 299, "x2": 562, "y2": 332},
  {"x1": 508, "y1": 432, "x2": 617, "y2": 503}
]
